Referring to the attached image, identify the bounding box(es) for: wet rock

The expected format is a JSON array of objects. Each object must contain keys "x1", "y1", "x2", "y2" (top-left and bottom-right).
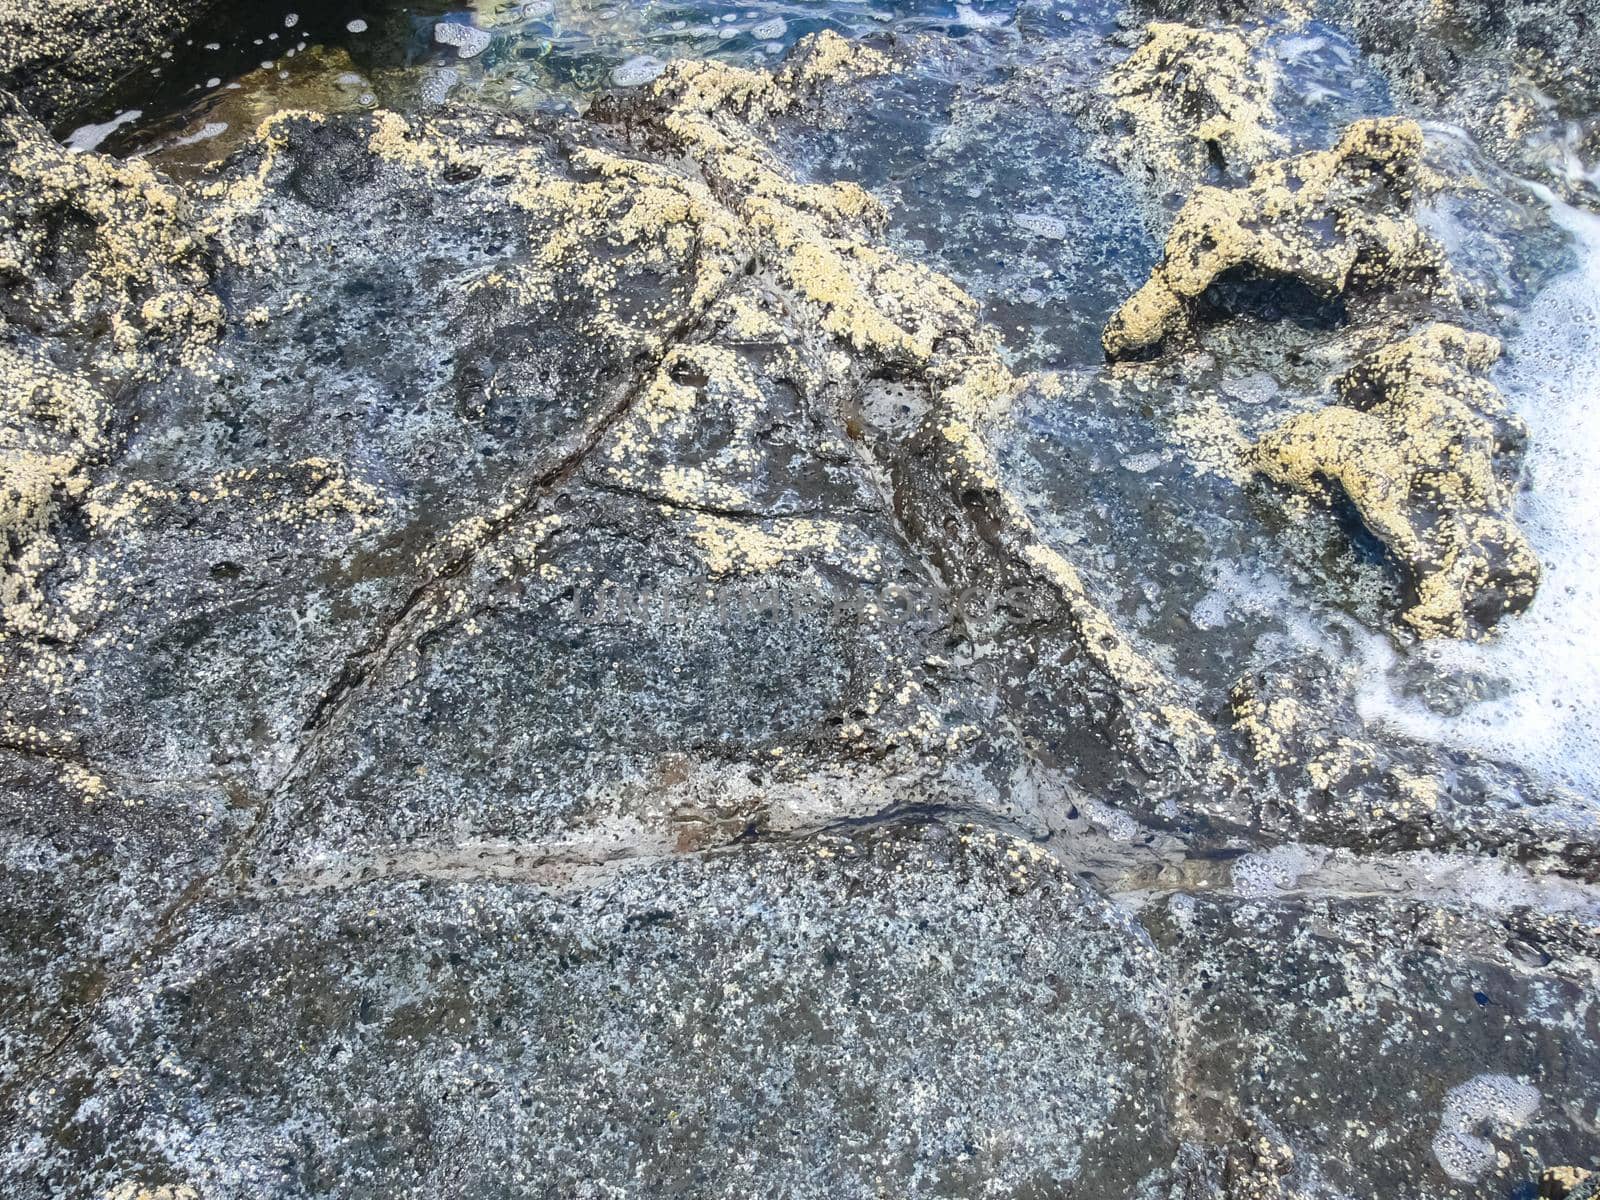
[
  {"x1": 1545, "y1": 1165, "x2": 1599, "y2": 1199},
  {"x1": 1227, "y1": 655, "x2": 1599, "y2": 875},
  {"x1": 1328, "y1": 0, "x2": 1600, "y2": 205},
  {"x1": 0, "y1": 828, "x2": 1179, "y2": 1198},
  {"x1": 0, "y1": 749, "x2": 238, "y2": 1091},
  {"x1": 1102, "y1": 117, "x2": 1450, "y2": 358},
  {"x1": 1146, "y1": 891, "x2": 1600, "y2": 1199},
  {"x1": 1253, "y1": 323, "x2": 1540, "y2": 638},
  {"x1": 1140, "y1": 0, "x2": 1600, "y2": 205},
  {"x1": 1100, "y1": 21, "x2": 1285, "y2": 201},
  {"x1": 1, "y1": 88, "x2": 221, "y2": 736},
  {"x1": 0, "y1": 10, "x2": 1597, "y2": 1197},
  {"x1": 0, "y1": 0, "x2": 209, "y2": 125}
]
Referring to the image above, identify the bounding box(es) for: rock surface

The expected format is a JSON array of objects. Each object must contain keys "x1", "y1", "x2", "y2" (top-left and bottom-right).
[
  {"x1": 1253, "y1": 324, "x2": 1540, "y2": 638},
  {"x1": 0, "y1": 0, "x2": 211, "y2": 126},
  {"x1": 0, "y1": 2, "x2": 1597, "y2": 1198},
  {"x1": 1102, "y1": 117, "x2": 1449, "y2": 359}
]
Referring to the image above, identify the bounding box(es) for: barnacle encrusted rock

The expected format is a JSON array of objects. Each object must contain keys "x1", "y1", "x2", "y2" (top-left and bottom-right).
[
  {"x1": 1252, "y1": 323, "x2": 1539, "y2": 638},
  {"x1": 1543, "y1": 1166, "x2": 1599, "y2": 1200},
  {"x1": 0, "y1": 0, "x2": 207, "y2": 123},
  {"x1": 1101, "y1": 22, "x2": 1285, "y2": 191},
  {"x1": 1, "y1": 10, "x2": 1599, "y2": 1200},
  {"x1": 0, "y1": 90, "x2": 219, "y2": 644},
  {"x1": 602, "y1": 47, "x2": 1222, "y2": 766},
  {"x1": 1102, "y1": 118, "x2": 1450, "y2": 358},
  {"x1": 1336, "y1": 0, "x2": 1600, "y2": 202}
]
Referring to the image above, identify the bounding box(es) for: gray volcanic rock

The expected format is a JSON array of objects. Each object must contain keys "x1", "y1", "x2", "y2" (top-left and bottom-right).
[
  {"x1": 0, "y1": 9, "x2": 1597, "y2": 1200},
  {"x1": 0, "y1": 751, "x2": 239, "y2": 1092},
  {"x1": 0, "y1": 827, "x2": 1178, "y2": 1199},
  {"x1": 1327, "y1": 0, "x2": 1600, "y2": 204},
  {"x1": 1147, "y1": 890, "x2": 1600, "y2": 1198}
]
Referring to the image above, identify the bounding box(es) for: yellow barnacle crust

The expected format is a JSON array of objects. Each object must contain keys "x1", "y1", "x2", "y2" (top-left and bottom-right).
[
  {"x1": 1, "y1": 96, "x2": 221, "y2": 645},
  {"x1": 1252, "y1": 323, "x2": 1540, "y2": 639},
  {"x1": 1103, "y1": 117, "x2": 1451, "y2": 358},
  {"x1": 2, "y1": 28, "x2": 1223, "y2": 792},
  {"x1": 1103, "y1": 22, "x2": 1285, "y2": 188}
]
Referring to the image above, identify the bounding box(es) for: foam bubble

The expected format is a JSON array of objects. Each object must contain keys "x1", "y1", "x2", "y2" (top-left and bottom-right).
[
  {"x1": 1079, "y1": 798, "x2": 1140, "y2": 841},
  {"x1": 63, "y1": 109, "x2": 143, "y2": 153},
  {"x1": 1431, "y1": 1074, "x2": 1541, "y2": 1182},
  {"x1": 346, "y1": 19, "x2": 368, "y2": 34},
  {"x1": 170, "y1": 121, "x2": 228, "y2": 148},
  {"x1": 1012, "y1": 212, "x2": 1067, "y2": 240},
  {"x1": 1231, "y1": 844, "x2": 1326, "y2": 898},
  {"x1": 1354, "y1": 189, "x2": 1600, "y2": 798},
  {"x1": 419, "y1": 68, "x2": 459, "y2": 106},
  {"x1": 612, "y1": 55, "x2": 667, "y2": 87},
  {"x1": 751, "y1": 17, "x2": 786, "y2": 40},
  {"x1": 955, "y1": 4, "x2": 1012, "y2": 29},
  {"x1": 434, "y1": 21, "x2": 493, "y2": 60}
]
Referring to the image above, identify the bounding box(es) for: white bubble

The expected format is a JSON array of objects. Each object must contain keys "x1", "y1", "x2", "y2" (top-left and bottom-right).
[
  {"x1": 1230, "y1": 844, "x2": 1326, "y2": 898},
  {"x1": 434, "y1": 21, "x2": 493, "y2": 59},
  {"x1": 284, "y1": 12, "x2": 299, "y2": 28},
  {"x1": 1078, "y1": 798, "x2": 1141, "y2": 841},
  {"x1": 62, "y1": 109, "x2": 143, "y2": 153},
  {"x1": 1012, "y1": 212, "x2": 1067, "y2": 240},
  {"x1": 1120, "y1": 450, "x2": 1168, "y2": 474},
  {"x1": 170, "y1": 121, "x2": 229, "y2": 148},
  {"x1": 751, "y1": 17, "x2": 786, "y2": 39},
  {"x1": 419, "y1": 67, "x2": 460, "y2": 105},
  {"x1": 1353, "y1": 189, "x2": 1600, "y2": 799},
  {"x1": 347, "y1": 19, "x2": 368, "y2": 34},
  {"x1": 1432, "y1": 1074, "x2": 1540, "y2": 1182},
  {"x1": 955, "y1": 4, "x2": 1011, "y2": 29},
  {"x1": 612, "y1": 55, "x2": 666, "y2": 87}
]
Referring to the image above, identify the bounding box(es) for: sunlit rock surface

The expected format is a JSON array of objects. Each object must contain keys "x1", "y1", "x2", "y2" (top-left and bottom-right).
[{"x1": 1, "y1": 1, "x2": 1598, "y2": 1197}]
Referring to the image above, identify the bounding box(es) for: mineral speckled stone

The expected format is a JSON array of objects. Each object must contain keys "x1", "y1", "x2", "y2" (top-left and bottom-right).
[
  {"x1": 0, "y1": 1, "x2": 1598, "y2": 1197},
  {"x1": 4, "y1": 828, "x2": 1179, "y2": 1198}
]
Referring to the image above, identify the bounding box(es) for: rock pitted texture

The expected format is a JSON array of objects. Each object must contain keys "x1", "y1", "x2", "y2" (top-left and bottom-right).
[
  {"x1": 0, "y1": 7, "x2": 1597, "y2": 1200},
  {"x1": 1102, "y1": 117, "x2": 1449, "y2": 359},
  {"x1": 1254, "y1": 324, "x2": 1540, "y2": 638}
]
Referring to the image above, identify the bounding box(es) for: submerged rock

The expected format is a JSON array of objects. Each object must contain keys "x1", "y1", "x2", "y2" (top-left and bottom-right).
[{"x1": 1253, "y1": 323, "x2": 1540, "y2": 638}]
